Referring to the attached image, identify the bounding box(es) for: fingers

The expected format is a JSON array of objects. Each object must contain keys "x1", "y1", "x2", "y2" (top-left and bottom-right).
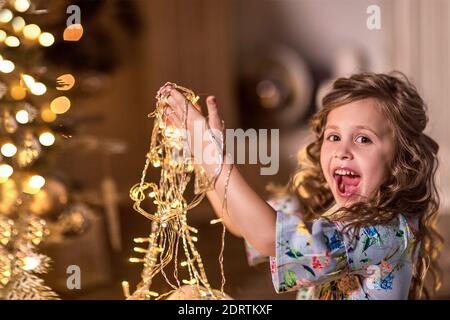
[
  {"x1": 166, "y1": 88, "x2": 202, "y2": 121},
  {"x1": 206, "y1": 96, "x2": 223, "y2": 131},
  {"x1": 164, "y1": 106, "x2": 181, "y2": 127}
]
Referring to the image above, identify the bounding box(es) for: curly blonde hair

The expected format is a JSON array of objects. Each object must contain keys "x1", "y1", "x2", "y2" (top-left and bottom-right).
[{"x1": 287, "y1": 72, "x2": 442, "y2": 299}]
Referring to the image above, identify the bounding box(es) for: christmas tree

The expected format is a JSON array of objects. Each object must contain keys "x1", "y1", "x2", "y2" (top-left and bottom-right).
[{"x1": 0, "y1": 0, "x2": 72, "y2": 299}]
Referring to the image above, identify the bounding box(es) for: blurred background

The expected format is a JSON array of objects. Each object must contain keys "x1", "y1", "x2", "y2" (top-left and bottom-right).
[{"x1": 0, "y1": 0, "x2": 449, "y2": 299}]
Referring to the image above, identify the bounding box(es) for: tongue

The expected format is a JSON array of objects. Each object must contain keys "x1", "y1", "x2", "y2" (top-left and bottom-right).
[
  {"x1": 339, "y1": 175, "x2": 361, "y2": 195},
  {"x1": 342, "y1": 176, "x2": 360, "y2": 186}
]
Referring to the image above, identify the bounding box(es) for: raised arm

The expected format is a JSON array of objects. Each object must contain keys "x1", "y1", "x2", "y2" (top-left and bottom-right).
[
  {"x1": 162, "y1": 86, "x2": 276, "y2": 256},
  {"x1": 206, "y1": 188, "x2": 243, "y2": 238}
]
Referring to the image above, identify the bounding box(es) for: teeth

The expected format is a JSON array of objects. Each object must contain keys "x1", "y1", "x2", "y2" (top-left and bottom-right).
[{"x1": 334, "y1": 169, "x2": 357, "y2": 176}]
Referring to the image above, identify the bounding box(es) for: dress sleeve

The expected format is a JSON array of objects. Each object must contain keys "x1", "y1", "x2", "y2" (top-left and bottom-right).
[
  {"x1": 270, "y1": 201, "x2": 418, "y2": 298},
  {"x1": 270, "y1": 212, "x2": 349, "y2": 293},
  {"x1": 342, "y1": 215, "x2": 418, "y2": 299}
]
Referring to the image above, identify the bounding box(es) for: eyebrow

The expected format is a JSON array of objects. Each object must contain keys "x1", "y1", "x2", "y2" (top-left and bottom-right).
[{"x1": 325, "y1": 125, "x2": 381, "y2": 139}]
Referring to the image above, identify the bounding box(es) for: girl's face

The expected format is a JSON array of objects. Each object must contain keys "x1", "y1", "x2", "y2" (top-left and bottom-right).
[{"x1": 320, "y1": 98, "x2": 394, "y2": 207}]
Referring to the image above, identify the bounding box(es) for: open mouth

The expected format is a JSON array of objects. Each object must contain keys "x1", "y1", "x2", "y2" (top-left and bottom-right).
[{"x1": 332, "y1": 168, "x2": 361, "y2": 197}]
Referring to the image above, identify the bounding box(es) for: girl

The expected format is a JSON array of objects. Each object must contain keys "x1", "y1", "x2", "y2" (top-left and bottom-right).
[{"x1": 161, "y1": 72, "x2": 442, "y2": 299}]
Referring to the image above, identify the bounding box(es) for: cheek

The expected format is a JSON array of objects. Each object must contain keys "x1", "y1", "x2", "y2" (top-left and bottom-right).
[
  {"x1": 360, "y1": 150, "x2": 391, "y2": 191},
  {"x1": 320, "y1": 143, "x2": 332, "y2": 177}
]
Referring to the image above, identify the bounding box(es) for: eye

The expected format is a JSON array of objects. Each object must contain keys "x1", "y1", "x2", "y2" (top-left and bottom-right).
[
  {"x1": 326, "y1": 134, "x2": 340, "y2": 142},
  {"x1": 355, "y1": 135, "x2": 372, "y2": 144}
]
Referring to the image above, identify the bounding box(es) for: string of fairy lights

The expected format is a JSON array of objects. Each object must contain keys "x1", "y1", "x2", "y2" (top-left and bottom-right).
[{"x1": 122, "y1": 83, "x2": 229, "y2": 300}]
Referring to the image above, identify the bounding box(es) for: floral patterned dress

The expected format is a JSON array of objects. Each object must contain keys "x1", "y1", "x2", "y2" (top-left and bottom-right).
[{"x1": 245, "y1": 194, "x2": 418, "y2": 300}]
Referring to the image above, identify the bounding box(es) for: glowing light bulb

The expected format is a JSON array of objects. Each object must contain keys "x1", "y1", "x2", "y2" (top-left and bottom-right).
[
  {"x1": 50, "y1": 96, "x2": 71, "y2": 114},
  {"x1": 56, "y1": 74, "x2": 76, "y2": 91},
  {"x1": 40, "y1": 106, "x2": 56, "y2": 123},
  {"x1": 30, "y1": 82, "x2": 46, "y2": 95},
  {"x1": 152, "y1": 160, "x2": 161, "y2": 167},
  {"x1": 14, "y1": 0, "x2": 31, "y2": 13},
  {"x1": 1, "y1": 143, "x2": 17, "y2": 157},
  {"x1": 122, "y1": 281, "x2": 130, "y2": 298},
  {"x1": 182, "y1": 279, "x2": 197, "y2": 285},
  {"x1": 10, "y1": 84, "x2": 26, "y2": 100},
  {"x1": 22, "y1": 256, "x2": 40, "y2": 271},
  {"x1": 180, "y1": 261, "x2": 188, "y2": 267},
  {"x1": 21, "y1": 74, "x2": 35, "y2": 87},
  {"x1": 0, "y1": 30, "x2": 6, "y2": 42},
  {"x1": 0, "y1": 164, "x2": 13, "y2": 179},
  {"x1": 5, "y1": 36, "x2": 20, "y2": 47},
  {"x1": 38, "y1": 132, "x2": 55, "y2": 146},
  {"x1": 63, "y1": 24, "x2": 83, "y2": 41},
  {"x1": 12, "y1": 17, "x2": 26, "y2": 32},
  {"x1": 15, "y1": 109, "x2": 29, "y2": 124},
  {"x1": 0, "y1": 60, "x2": 15, "y2": 73},
  {"x1": 0, "y1": 9, "x2": 13, "y2": 23},
  {"x1": 23, "y1": 24, "x2": 41, "y2": 40},
  {"x1": 39, "y1": 32, "x2": 54, "y2": 47},
  {"x1": 28, "y1": 175, "x2": 45, "y2": 189}
]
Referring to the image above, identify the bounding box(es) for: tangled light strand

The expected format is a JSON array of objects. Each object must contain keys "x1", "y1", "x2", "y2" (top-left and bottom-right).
[{"x1": 123, "y1": 83, "x2": 227, "y2": 300}]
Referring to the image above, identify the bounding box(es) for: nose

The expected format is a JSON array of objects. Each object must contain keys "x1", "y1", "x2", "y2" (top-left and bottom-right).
[{"x1": 333, "y1": 144, "x2": 353, "y2": 160}]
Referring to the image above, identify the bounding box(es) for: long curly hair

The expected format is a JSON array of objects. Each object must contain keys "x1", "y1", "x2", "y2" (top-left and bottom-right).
[{"x1": 288, "y1": 72, "x2": 442, "y2": 299}]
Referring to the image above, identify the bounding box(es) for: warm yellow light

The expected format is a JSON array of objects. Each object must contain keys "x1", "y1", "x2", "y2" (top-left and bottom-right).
[
  {"x1": 0, "y1": 9, "x2": 13, "y2": 23},
  {"x1": 23, "y1": 24, "x2": 41, "y2": 40},
  {"x1": 15, "y1": 109, "x2": 29, "y2": 124},
  {"x1": 39, "y1": 32, "x2": 54, "y2": 47},
  {"x1": 12, "y1": 17, "x2": 25, "y2": 32},
  {"x1": 147, "y1": 291, "x2": 159, "y2": 297},
  {"x1": 182, "y1": 279, "x2": 197, "y2": 285},
  {"x1": 40, "y1": 106, "x2": 56, "y2": 123},
  {"x1": 14, "y1": 0, "x2": 31, "y2": 13},
  {"x1": 0, "y1": 164, "x2": 13, "y2": 179},
  {"x1": 56, "y1": 74, "x2": 75, "y2": 91},
  {"x1": 133, "y1": 247, "x2": 147, "y2": 253},
  {"x1": 152, "y1": 160, "x2": 161, "y2": 167},
  {"x1": 210, "y1": 218, "x2": 223, "y2": 224},
  {"x1": 21, "y1": 74, "x2": 35, "y2": 87},
  {"x1": 50, "y1": 96, "x2": 71, "y2": 114},
  {"x1": 0, "y1": 30, "x2": 6, "y2": 42},
  {"x1": 0, "y1": 60, "x2": 15, "y2": 73},
  {"x1": 30, "y1": 82, "x2": 46, "y2": 95},
  {"x1": 10, "y1": 84, "x2": 26, "y2": 100},
  {"x1": 28, "y1": 175, "x2": 45, "y2": 189},
  {"x1": 22, "y1": 256, "x2": 40, "y2": 270},
  {"x1": 1, "y1": 143, "x2": 17, "y2": 157},
  {"x1": 38, "y1": 132, "x2": 55, "y2": 146},
  {"x1": 63, "y1": 24, "x2": 83, "y2": 41},
  {"x1": 5, "y1": 36, "x2": 20, "y2": 47}
]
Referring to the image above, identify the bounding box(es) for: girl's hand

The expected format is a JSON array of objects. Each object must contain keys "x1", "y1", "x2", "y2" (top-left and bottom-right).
[{"x1": 159, "y1": 84, "x2": 224, "y2": 176}]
